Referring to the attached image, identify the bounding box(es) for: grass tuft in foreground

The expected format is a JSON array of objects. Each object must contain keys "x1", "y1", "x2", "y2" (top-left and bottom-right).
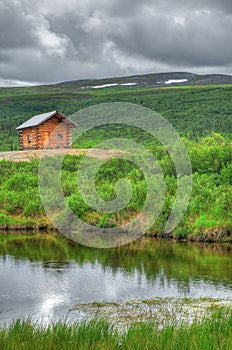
[{"x1": 0, "y1": 310, "x2": 232, "y2": 350}]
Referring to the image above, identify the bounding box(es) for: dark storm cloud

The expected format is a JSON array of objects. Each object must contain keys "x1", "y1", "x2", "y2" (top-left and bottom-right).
[
  {"x1": 111, "y1": 10, "x2": 232, "y2": 66},
  {"x1": 0, "y1": 0, "x2": 232, "y2": 86},
  {"x1": 0, "y1": 4, "x2": 35, "y2": 49}
]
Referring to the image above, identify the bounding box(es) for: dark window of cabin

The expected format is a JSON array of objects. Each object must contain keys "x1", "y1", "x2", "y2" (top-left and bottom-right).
[
  {"x1": 58, "y1": 133, "x2": 63, "y2": 139},
  {"x1": 27, "y1": 135, "x2": 31, "y2": 143}
]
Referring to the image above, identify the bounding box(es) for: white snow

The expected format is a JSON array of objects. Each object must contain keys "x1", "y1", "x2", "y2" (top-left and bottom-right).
[
  {"x1": 121, "y1": 83, "x2": 137, "y2": 86},
  {"x1": 91, "y1": 83, "x2": 119, "y2": 89},
  {"x1": 164, "y1": 79, "x2": 188, "y2": 85},
  {"x1": 81, "y1": 79, "x2": 188, "y2": 89},
  {"x1": 83, "y1": 82, "x2": 138, "y2": 89}
]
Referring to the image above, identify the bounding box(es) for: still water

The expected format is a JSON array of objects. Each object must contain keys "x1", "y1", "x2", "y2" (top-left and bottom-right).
[{"x1": 0, "y1": 233, "x2": 232, "y2": 324}]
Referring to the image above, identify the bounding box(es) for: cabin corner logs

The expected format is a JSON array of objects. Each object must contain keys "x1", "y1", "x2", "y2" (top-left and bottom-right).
[{"x1": 16, "y1": 111, "x2": 77, "y2": 150}]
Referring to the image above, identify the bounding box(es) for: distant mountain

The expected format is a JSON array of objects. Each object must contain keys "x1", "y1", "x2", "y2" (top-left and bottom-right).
[{"x1": 58, "y1": 72, "x2": 232, "y2": 89}]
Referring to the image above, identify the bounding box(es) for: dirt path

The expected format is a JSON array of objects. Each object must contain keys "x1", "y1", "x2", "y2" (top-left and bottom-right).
[{"x1": 0, "y1": 149, "x2": 125, "y2": 162}]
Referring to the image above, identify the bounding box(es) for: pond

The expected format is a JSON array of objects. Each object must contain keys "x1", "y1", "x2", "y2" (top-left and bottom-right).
[{"x1": 0, "y1": 233, "x2": 232, "y2": 325}]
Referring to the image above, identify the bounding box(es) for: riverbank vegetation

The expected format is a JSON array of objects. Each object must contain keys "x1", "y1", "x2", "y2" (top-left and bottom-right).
[
  {"x1": 0, "y1": 132, "x2": 231, "y2": 241},
  {"x1": 0, "y1": 310, "x2": 232, "y2": 350}
]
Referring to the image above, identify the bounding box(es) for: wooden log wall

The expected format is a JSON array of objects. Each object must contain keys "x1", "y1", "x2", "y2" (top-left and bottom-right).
[
  {"x1": 19, "y1": 128, "x2": 39, "y2": 150},
  {"x1": 19, "y1": 115, "x2": 74, "y2": 150},
  {"x1": 38, "y1": 117, "x2": 70, "y2": 149}
]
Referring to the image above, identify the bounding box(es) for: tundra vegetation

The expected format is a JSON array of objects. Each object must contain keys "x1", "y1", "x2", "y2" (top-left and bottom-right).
[
  {"x1": 0, "y1": 83, "x2": 232, "y2": 151},
  {"x1": 0, "y1": 133, "x2": 231, "y2": 240},
  {"x1": 0, "y1": 83, "x2": 231, "y2": 239},
  {"x1": 0, "y1": 82, "x2": 232, "y2": 348}
]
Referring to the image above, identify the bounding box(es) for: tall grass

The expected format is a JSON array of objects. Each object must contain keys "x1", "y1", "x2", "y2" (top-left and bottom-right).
[{"x1": 0, "y1": 310, "x2": 231, "y2": 350}]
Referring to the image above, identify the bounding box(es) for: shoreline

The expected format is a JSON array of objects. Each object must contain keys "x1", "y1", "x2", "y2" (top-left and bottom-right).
[
  {"x1": 0, "y1": 224, "x2": 231, "y2": 243},
  {"x1": 68, "y1": 297, "x2": 232, "y2": 327},
  {"x1": 0, "y1": 307, "x2": 232, "y2": 349}
]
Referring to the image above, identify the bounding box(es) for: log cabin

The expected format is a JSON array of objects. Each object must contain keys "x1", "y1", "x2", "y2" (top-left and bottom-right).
[{"x1": 16, "y1": 110, "x2": 77, "y2": 150}]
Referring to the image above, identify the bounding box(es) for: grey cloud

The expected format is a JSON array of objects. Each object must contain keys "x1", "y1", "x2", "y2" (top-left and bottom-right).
[
  {"x1": 0, "y1": 0, "x2": 232, "y2": 86},
  {"x1": 111, "y1": 10, "x2": 232, "y2": 66},
  {"x1": 49, "y1": 14, "x2": 106, "y2": 62},
  {"x1": 0, "y1": 2, "x2": 36, "y2": 50}
]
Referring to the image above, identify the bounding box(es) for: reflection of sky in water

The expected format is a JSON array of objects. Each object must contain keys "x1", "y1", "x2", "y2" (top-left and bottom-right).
[{"x1": 0, "y1": 255, "x2": 232, "y2": 325}]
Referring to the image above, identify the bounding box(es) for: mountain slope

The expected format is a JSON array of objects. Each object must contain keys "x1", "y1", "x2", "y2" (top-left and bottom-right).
[
  {"x1": 0, "y1": 72, "x2": 232, "y2": 151},
  {"x1": 58, "y1": 72, "x2": 232, "y2": 89}
]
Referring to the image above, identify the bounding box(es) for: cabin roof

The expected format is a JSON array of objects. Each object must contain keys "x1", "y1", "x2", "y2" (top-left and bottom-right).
[{"x1": 16, "y1": 110, "x2": 77, "y2": 130}]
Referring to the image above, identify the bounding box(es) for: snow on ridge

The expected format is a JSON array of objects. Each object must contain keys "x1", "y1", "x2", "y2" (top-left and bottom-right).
[
  {"x1": 81, "y1": 82, "x2": 138, "y2": 89},
  {"x1": 91, "y1": 83, "x2": 119, "y2": 89},
  {"x1": 121, "y1": 83, "x2": 137, "y2": 86},
  {"x1": 164, "y1": 79, "x2": 188, "y2": 85}
]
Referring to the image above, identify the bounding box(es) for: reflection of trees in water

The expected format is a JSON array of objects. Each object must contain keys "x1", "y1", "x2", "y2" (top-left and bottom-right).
[
  {"x1": 176, "y1": 279, "x2": 191, "y2": 296},
  {"x1": 43, "y1": 261, "x2": 71, "y2": 271},
  {"x1": 1, "y1": 233, "x2": 232, "y2": 289}
]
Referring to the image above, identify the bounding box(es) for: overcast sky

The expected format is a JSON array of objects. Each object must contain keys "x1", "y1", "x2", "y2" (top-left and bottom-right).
[{"x1": 0, "y1": 0, "x2": 232, "y2": 86}]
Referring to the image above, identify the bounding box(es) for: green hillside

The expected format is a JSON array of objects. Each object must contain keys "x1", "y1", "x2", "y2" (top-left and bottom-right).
[
  {"x1": 0, "y1": 79, "x2": 232, "y2": 151},
  {"x1": 0, "y1": 76, "x2": 231, "y2": 238}
]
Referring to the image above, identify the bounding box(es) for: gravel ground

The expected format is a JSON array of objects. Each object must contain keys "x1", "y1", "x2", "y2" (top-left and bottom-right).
[{"x1": 0, "y1": 149, "x2": 125, "y2": 162}]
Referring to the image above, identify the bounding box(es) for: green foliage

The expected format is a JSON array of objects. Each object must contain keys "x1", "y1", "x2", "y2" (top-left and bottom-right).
[
  {"x1": 0, "y1": 134, "x2": 230, "y2": 237},
  {"x1": 0, "y1": 213, "x2": 8, "y2": 225},
  {"x1": 0, "y1": 84, "x2": 232, "y2": 151},
  {"x1": 0, "y1": 82, "x2": 231, "y2": 236},
  {"x1": 193, "y1": 215, "x2": 217, "y2": 230},
  {"x1": 0, "y1": 311, "x2": 232, "y2": 350}
]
